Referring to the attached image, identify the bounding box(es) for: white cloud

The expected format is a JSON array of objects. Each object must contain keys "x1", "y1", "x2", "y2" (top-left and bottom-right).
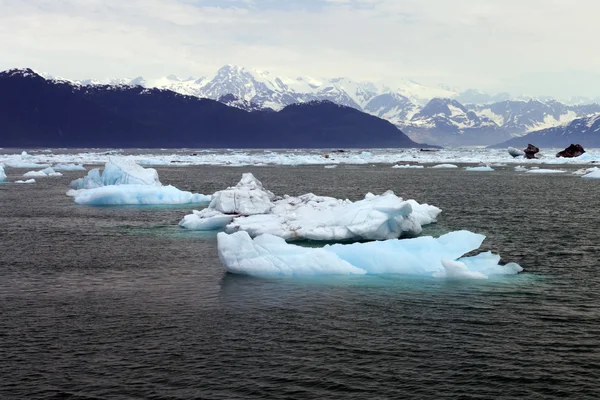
[{"x1": 1, "y1": 0, "x2": 599, "y2": 98}]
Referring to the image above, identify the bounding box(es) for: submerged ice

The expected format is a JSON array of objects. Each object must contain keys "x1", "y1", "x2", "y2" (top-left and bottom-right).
[
  {"x1": 217, "y1": 230, "x2": 523, "y2": 279},
  {"x1": 180, "y1": 173, "x2": 441, "y2": 242},
  {"x1": 67, "y1": 158, "x2": 210, "y2": 205}
]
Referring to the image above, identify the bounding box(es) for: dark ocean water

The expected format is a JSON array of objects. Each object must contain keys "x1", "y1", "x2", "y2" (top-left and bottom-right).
[{"x1": 1, "y1": 165, "x2": 600, "y2": 399}]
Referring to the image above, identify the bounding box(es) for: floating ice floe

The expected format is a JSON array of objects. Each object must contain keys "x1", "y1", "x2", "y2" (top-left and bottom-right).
[
  {"x1": 324, "y1": 165, "x2": 337, "y2": 169},
  {"x1": 217, "y1": 230, "x2": 523, "y2": 279},
  {"x1": 15, "y1": 179, "x2": 36, "y2": 184},
  {"x1": 2, "y1": 151, "x2": 51, "y2": 169},
  {"x1": 465, "y1": 166, "x2": 494, "y2": 172},
  {"x1": 180, "y1": 173, "x2": 441, "y2": 242},
  {"x1": 392, "y1": 164, "x2": 424, "y2": 169},
  {"x1": 0, "y1": 165, "x2": 6, "y2": 182},
  {"x1": 23, "y1": 167, "x2": 63, "y2": 178},
  {"x1": 582, "y1": 167, "x2": 600, "y2": 179},
  {"x1": 52, "y1": 164, "x2": 86, "y2": 171},
  {"x1": 514, "y1": 166, "x2": 528, "y2": 172},
  {"x1": 4, "y1": 148, "x2": 600, "y2": 167},
  {"x1": 430, "y1": 164, "x2": 458, "y2": 169},
  {"x1": 508, "y1": 147, "x2": 525, "y2": 158},
  {"x1": 66, "y1": 158, "x2": 211, "y2": 205},
  {"x1": 524, "y1": 169, "x2": 566, "y2": 174}
]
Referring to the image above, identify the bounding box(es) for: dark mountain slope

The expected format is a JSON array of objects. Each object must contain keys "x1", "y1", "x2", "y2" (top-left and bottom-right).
[{"x1": 0, "y1": 69, "x2": 433, "y2": 149}]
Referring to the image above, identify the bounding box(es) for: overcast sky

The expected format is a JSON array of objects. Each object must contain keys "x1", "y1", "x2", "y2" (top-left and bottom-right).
[{"x1": 1, "y1": 0, "x2": 599, "y2": 98}]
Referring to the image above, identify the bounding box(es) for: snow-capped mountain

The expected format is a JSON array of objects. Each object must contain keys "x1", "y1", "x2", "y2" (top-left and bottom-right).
[
  {"x1": 363, "y1": 92, "x2": 420, "y2": 125},
  {"x1": 453, "y1": 89, "x2": 511, "y2": 105},
  {"x1": 400, "y1": 98, "x2": 510, "y2": 147},
  {"x1": 491, "y1": 113, "x2": 600, "y2": 148},
  {"x1": 0, "y1": 68, "x2": 429, "y2": 149},
  {"x1": 471, "y1": 100, "x2": 600, "y2": 135},
  {"x1": 27, "y1": 64, "x2": 600, "y2": 146}
]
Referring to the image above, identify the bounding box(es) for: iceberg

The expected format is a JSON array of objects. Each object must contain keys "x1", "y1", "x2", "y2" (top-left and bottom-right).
[
  {"x1": 68, "y1": 184, "x2": 211, "y2": 205},
  {"x1": 70, "y1": 158, "x2": 160, "y2": 189},
  {"x1": 217, "y1": 230, "x2": 523, "y2": 279},
  {"x1": 582, "y1": 168, "x2": 600, "y2": 179},
  {"x1": 3, "y1": 151, "x2": 51, "y2": 169},
  {"x1": 53, "y1": 164, "x2": 86, "y2": 171},
  {"x1": 0, "y1": 165, "x2": 6, "y2": 182},
  {"x1": 508, "y1": 147, "x2": 525, "y2": 158},
  {"x1": 430, "y1": 164, "x2": 458, "y2": 169},
  {"x1": 465, "y1": 166, "x2": 494, "y2": 172},
  {"x1": 208, "y1": 173, "x2": 275, "y2": 215},
  {"x1": 525, "y1": 169, "x2": 565, "y2": 174},
  {"x1": 15, "y1": 179, "x2": 36, "y2": 184},
  {"x1": 67, "y1": 158, "x2": 211, "y2": 205},
  {"x1": 23, "y1": 167, "x2": 63, "y2": 178},
  {"x1": 392, "y1": 164, "x2": 424, "y2": 169},
  {"x1": 181, "y1": 173, "x2": 442, "y2": 242}
]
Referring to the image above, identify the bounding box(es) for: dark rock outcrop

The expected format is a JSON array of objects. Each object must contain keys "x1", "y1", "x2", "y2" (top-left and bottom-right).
[
  {"x1": 524, "y1": 144, "x2": 540, "y2": 159},
  {"x1": 556, "y1": 144, "x2": 585, "y2": 158}
]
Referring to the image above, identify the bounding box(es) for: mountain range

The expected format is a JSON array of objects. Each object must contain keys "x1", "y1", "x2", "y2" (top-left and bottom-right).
[
  {"x1": 45, "y1": 64, "x2": 600, "y2": 147},
  {"x1": 491, "y1": 113, "x2": 600, "y2": 149},
  {"x1": 0, "y1": 68, "x2": 429, "y2": 149}
]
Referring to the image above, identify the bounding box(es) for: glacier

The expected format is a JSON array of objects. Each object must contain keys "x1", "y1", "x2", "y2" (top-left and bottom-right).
[
  {"x1": 217, "y1": 230, "x2": 523, "y2": 279},
  {"x1": 180, "y1": 173, "x2": 442, "y2": 242},
  {"x1": 67, "y1": 158, "x2": 211, "y2": 205}
]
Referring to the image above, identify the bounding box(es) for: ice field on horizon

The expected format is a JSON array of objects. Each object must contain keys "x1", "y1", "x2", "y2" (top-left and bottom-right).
[
  {"x1": 67, "y1": 158, "x2": 211, "y2": 205},
  {"x1": 180, "y1": 173, "x2": 442, "y2": 242},
  {"x1": 217, "y1": 230, "x2": 523, "y2": 279},
  {"x1": 2, "y1": 148, "x2": 600, "y2": 168}
]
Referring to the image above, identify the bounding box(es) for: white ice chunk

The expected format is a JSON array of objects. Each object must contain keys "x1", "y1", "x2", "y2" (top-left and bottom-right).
[
  {"x1": 5, "y1": 160, "x2": 51, "y2": 169},
  {"x1": 514, "y1": 166, "x2": 528, "y2": 172},
  {"x1": 53, "y1": 164, "x2": 87, "y2": 171},
  {"x1": 324, "y1": 165, "x2": 337, "y2": 169},
  {"x1": 209, "y1": 173, "x2": 275, "y2": 215},
  {"x1": 525, "y1": 169, "x2": 566, "y2": 174},
  {"x1": 23, "y1": 167, "x2": 62, "y2": 177},
  {"x1": 217, "y1": 230, "x2": 523, "y2": 278},
  {"x1": 508, "y1": 147, "x2": 525, "y2": 158},
  {"x1": 465, "y1": 166, "x2": 494, "y2": 172},
  {"x1": 15, "y1": 179, "x2": 36, "y2": 184},
  {"x1": 225, "y1": 191, "x2": 441, "y2": 241},
  {"x1": 430, "y1": 164, "x2": 458, "y2": 168},
  {"x1": 67, "y1": 157, "x2": 210, "y2": 205},
  {"x1": 181, "y1": 175, "x2": 441, "y2": 242},
  {"x1": 0, "y1": 165, "x2": 6, "y2": 182},
  {"x1": 392, "y1": 164, "x2": 424, "y2": 169},
  {"x1": 70, "y1": 157, "x2": 160, "y2": 189},
  {"x1": 582, "y1": 168, "x2": 600, "y2": 179},
  {"x1": 434, "y1": 260, "x2": 487, "y2": 279},
  {"x1": 67, "y1": 185, "x2": 211, "y2": 205},
  {"x1": 179, "y1": 208, "x2": 235, "y2": 230}
]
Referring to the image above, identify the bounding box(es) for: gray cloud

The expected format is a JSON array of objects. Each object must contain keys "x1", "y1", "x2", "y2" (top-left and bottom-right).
[{"x1": 1, "y1": 0, "x2": 599, "y2": 98}]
